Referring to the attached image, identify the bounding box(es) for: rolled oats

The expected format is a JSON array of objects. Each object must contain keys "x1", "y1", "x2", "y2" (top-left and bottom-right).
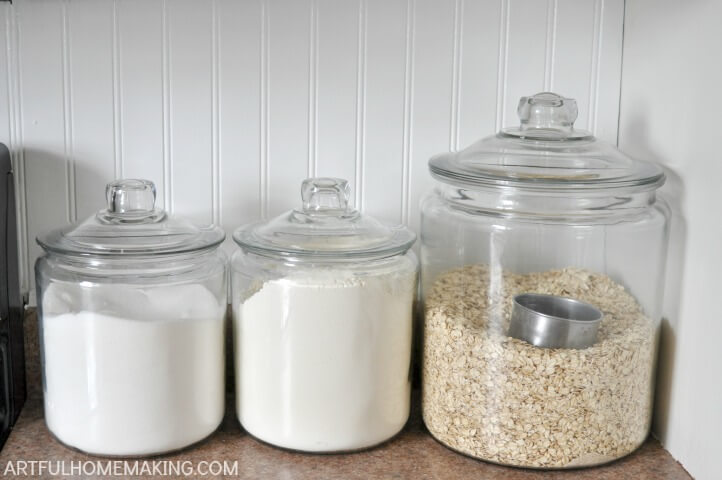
[{"x1": 422, "y1": 265, "x2": 656, "y2": 468}]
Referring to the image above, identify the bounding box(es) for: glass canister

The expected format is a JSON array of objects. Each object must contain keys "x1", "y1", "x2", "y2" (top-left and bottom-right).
[
  {"x1": 232, "y1": 177, "x2": 417, "y2": 452},
  {"x1": 420, "y1": 93, "x2": 669, "y2": 468},
  {"x1": 35, "y1": 179, "x2": 227, "y2": 457}
]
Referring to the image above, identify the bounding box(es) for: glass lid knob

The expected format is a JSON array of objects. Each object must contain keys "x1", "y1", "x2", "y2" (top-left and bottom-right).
[
  {"x1": 517, "y1": 92, "x2": 578, "y2": 133},
  {"x1": 107, "y1": 179, "x2": 156, "y2": 213},
  {"x1": 100, "y1": 179, "x2": 165, "y2": 223},
  {"x1": 301, "y1": 177, "x2": 351, "y2": 214}
]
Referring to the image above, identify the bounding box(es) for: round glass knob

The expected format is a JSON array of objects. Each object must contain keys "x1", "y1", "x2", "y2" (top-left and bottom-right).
[
  {"x1": 517, "y1": 92, "x2": 578, "y2": 132},
  {"x1": 106, "y1": 179, "x2": 157, "y2": 214},
  {"x1": 301, "y1": 178, "x2": 351, "y2": 213}
]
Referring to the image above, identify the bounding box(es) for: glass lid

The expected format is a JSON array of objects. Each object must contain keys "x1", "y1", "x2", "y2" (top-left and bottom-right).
[
  {"x1": 37, "y1": 179, "x2": 225, "y2": 256},
  {"x1": 233, "y1": 177, "x2": 416, "y2": 260},
  {"x1": 429, "y1": 92, "x2": 665, "y2": 191}
]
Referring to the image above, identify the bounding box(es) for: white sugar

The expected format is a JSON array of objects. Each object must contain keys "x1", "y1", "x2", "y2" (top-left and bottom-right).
[{"x1": 41, "y1": 282, "x2": 226, "y2": 456}]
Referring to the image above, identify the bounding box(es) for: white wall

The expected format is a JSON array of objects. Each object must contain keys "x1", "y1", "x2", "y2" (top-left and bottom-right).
[
  {"x1": 618, "y1": 1, "x2": 722, "y2": 479},
  {"x1": 0, "y1": 0, "x2": 624, "y2": 297}
]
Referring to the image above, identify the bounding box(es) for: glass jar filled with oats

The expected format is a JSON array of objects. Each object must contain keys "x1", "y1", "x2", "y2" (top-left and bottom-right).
[{"x1": 420, "y1": 92, "x2": 669, "y2": 468}]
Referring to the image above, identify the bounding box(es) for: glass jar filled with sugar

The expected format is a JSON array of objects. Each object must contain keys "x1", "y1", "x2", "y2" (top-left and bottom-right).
[
  {"x1": 35, "y1": 179, "x2": 227, "y2": 457},
  {"x1": 231, "y1": 177, "x2": 418, "y2": 453}
]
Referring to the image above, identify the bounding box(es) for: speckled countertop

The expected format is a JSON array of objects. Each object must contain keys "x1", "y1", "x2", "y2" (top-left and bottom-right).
[{"x1": 0, "y1": 310, "x2": 692, "y2": 479}]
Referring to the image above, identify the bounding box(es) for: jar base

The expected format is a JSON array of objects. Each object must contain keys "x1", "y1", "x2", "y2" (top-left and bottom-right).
[
  {"x1": 238, "y1": 415, "x2": 410, "y2": 455},
  {"x1": 423, "y1": 420, "x2": 647, "y2": 470},
  {"x1": 46, "y1": 419, "x2": 223, "y2": 459}
]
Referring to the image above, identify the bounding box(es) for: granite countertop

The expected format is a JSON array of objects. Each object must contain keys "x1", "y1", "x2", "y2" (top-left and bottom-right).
[
  {"x1": 0, "y1": 310, "x2": 692, "y2": 479},
  {"x1": 0, "y1": 398, "x2": 691, "y2": 480}
]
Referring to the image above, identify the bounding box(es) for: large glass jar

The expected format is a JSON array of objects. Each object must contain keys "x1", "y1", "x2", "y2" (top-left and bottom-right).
[
  {"x1": 35, "y1": 179, "x2": 227, "y2": 457},
  {"x1": 232, "y1": 178, "x2": 418, "y2": 453},
  {"x1": 420, "y1": 93, "x2": 669, "y2": 468}
]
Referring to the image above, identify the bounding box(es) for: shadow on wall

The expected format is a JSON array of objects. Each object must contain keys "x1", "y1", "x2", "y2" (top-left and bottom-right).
[
  {"x1": 22, "y1": 146, "x2": 116, "y2": 218},
  {"x1": 20, "y1": 147, "x2": 114, "y2": 295},
  {"x1": 619, "y1": 118, "x2": 688, "y2": 443},
  {"x1": 654, "y1": 164, "x2": 686, "y2": 443}
]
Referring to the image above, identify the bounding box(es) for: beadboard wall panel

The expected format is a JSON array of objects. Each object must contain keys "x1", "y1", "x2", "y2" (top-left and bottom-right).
[
  {"x1": 0, "y1": 0, "x2": 624, "y2": 297},
  {"x1": 1, "y1": 3, "x2": 28, "y2": 292},
  {"x1": 406, "y1": 0, "x2": 455, "y2": 234},
  {"x1": 116, "y1": 0, "x2": 166, "y2": 202},
  {"x1": 15, "y1": 1, "x2": 67, "y2": 295},
  {"x1": 314, "y1": 0, "x2": 359, "y2": 186},
  {"x1": 456, "y1": 0, "x2": 501, "y2": 149},
  {"x1": 67, "y1": 0, "x2": 116, "y2": 222},
  {"x1": 267, "y1": 0, "x2": 311, "y2": 217},
  {"x1": 0, "y1": 14, "x2": 9, "y2": 167},
  {"x1": 217, "y1": 0, "x2": 262, "y2": 241},
  {"x1": 168, "y1": 0, "x2": 215, "y2": 225},
  {"x1": 362, "y1": 0, "x2": 408, "y2": 223}
]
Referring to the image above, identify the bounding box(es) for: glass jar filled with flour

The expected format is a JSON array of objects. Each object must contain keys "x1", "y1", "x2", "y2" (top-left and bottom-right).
[
  {"x1": 232, "y1": 177, "x2": 417, "y2": 452},
  {"x1": 420, "y1": 93, "x2": 669, "y2": 468},
  {"x1": 36, "y1": 179, "x2": 227, "y2": 457}
]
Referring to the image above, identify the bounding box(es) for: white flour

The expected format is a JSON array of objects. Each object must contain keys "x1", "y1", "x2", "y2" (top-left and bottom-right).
[
  {"x1": 41, "y1": 282, "x2": 226, "y2": 456},
  {"x1": 234, "y1": 269, "x2": 415, "y2": 452}
]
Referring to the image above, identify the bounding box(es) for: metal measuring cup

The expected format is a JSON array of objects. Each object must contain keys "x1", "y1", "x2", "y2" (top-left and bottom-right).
[{"x1": 508, "y1": 293, "x2": 603, "y2": 349}]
